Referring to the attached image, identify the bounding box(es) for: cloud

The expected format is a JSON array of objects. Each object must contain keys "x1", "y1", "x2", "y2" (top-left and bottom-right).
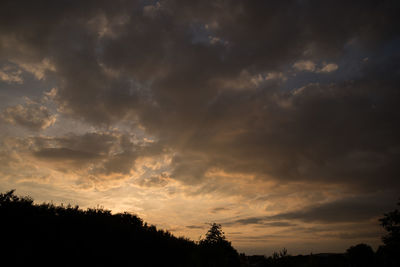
[
  {"x1": 263, "y1": 221, "x2": 297, "y2": 227},
  {"x1": 334, "y1": 231, "x2": 383, "y2": 240},
  {"x1": 33, "y1": 147, "x2": 100, "y2": 161},
  {"x1": 293, "y1": 60, "x2": 316, "y2": 72},
  {"x1": 226, "y1": 217, "x2": 296, "y2": 227},
  {"x1": 0, "y1": 0, "x2": 396, "y2": 126},
  {"x1": 1, "y1": 100, "x2": 56, "y2": 130},
  {"x1": 210, "y1": 207, "x2": 230, "y2": 214},
  {"x1": 136, "y1": 173, "x2": 169, "y2": 187},
  {"x1": 0, "y1": 65, "x2": 23, "y2": 84},
  {"x1": 293, "y1": 61, "x2": 338, "y2": 73},
  {"x1": 231, "y1": 217, "x2": 265, "y2": 225},
  {"x1": 0, "y1": 0, "x2": 397, "y2": 193},
  {"x1": 231, "y1": 234, "x2": 282, "y2": 242},
  {"x1": 222, "y1": 193, "x2": 397, "y2": 228},
  {"x1": 27, "y1": 131, "x2": 165, "y2": 181},
  {"x1": 265, "y1": 72, "x2": 286, "y2": 81},
  {"x1": 12, "y1": 58, "x2": 55, "y2": 80},
  {"x1": 230, "y1": 217, "x2": 296, "y2": 227},
  {"x1": 186, "y1": 225, "x2": 205, "y2": 229},
  {"x1": 269, "y1": 195, "x2": 396, "y2": 224},
  {"x1": 318, "y1": 63, "x2": 338, "y2": 73}
]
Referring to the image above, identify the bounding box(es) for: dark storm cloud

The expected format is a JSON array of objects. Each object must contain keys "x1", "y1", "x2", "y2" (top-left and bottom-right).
[
  {"x1": 269, "y1": 196, "x2": 393, "y2": 223},
  {"x1": 228, "y1": 194, "x2": 398, "y2": 226},
  {"x1": 0, "y1": 0, "x2": 399, "y2": 192},
  {"x1": 29, "y1": 132, "x2": 163, "y2": 176},
  {"x1": 33, "y1": 147, "x2": 100, "y2": 160}
]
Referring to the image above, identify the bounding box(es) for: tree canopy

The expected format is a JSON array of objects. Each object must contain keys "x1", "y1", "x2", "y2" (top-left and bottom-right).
[
  {"x1": 201, "y1": 223, "x2": 226, "y2": 244},
  {"x1": 380, "y1": 200, "x2": 400, "y2": 247}
]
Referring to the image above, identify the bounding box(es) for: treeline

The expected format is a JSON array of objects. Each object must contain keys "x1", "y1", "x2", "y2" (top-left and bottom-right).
[
  {"x1": 240, "y1": 252, "x2": 348, "y2": 267},
  {"x1": 1, "y1": 190, "x2": 399, "y2": 267},
  {"x1": 0, "y1": 190, "x2": 240, "y2": 267},
  {"x1": 240, "y1": 244, "x2": 389, "y2": 267},
  {"x1": 240, "y1": 199, "x2": 400, "y2": 267}
]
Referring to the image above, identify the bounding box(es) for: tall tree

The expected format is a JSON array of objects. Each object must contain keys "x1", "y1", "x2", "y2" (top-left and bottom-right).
[
  {"x1": 199, "y1": 223, "x2": 240, "y2": 267},
  {"x1": 377, "y1": 200, "x2": 400, "y2": 267}
]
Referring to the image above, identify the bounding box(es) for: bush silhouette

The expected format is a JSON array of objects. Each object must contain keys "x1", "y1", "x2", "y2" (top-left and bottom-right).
[{"x1": 346, "y1": 243, "x2": 374, "y2": 267}]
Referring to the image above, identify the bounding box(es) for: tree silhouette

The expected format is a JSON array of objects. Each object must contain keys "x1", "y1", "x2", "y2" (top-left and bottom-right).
[
  {"x1": 380, "y1": 200, "x2": 400, "y2": 248},
  {"x1": 198, "y1": 223, "x2": 240, "y2": 267},
  {"x1": 200, "y1": 223, "x2": 226, "y2": 245},
  {"x1": 377, "y1": 199, "x2": 400, "y2": 267},
  {"x1": 0, "y1": 190, "x2": 242, "y2": 267}
]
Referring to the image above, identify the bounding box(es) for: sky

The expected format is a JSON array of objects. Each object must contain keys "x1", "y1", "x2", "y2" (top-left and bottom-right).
[{"x1": 0, "y1": 0, "x2": 399, "y2": 255}]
